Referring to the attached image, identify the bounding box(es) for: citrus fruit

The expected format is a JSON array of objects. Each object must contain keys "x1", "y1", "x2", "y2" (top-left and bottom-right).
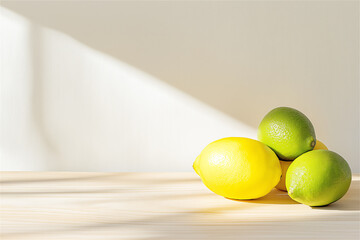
[
  {"x1": 313, "y1": 139, "x2": 328, "y2": 150},
  {"x1": 275, "y1": 160, "x2": 293, "y2": 191},
  {"x1": 276, "y1": 139, "x2": 328, "y2": 192},
  {"x1": 286, "y1": 150, "x2": 351, "y2": 206},
  {"x1": 193, "y1": 137, "x2": 281, "y2": 199},
  {"x1": 258, "y1": 107, "x2": 316, "y2": 160}
]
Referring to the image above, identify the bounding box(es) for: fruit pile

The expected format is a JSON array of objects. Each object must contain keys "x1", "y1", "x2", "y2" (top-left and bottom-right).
[{"x1": 193, "y1": 107, "x2": 352, "y2": 207}]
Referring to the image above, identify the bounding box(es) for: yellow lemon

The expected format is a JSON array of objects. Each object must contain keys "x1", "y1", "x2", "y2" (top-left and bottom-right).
[
  {"x1": 276, "y1": 139, "x2": 328, "y2": 192},
  {"x1": 275, "y1": 160, "x2": 293, "y2": 191},
  {"x1": 193, "y1": 137, "x2": 281, "y2": 199},
  {"x1": 314, "y1": 139, "x2": 328, "y2": 150}
]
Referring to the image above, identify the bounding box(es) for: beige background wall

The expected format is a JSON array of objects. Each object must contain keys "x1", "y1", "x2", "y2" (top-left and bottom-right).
[{"x1": 1, "y1": 1, "x2": 359, "y2": 172}]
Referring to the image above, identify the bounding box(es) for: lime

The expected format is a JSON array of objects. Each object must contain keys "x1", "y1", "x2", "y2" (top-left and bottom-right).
[
  {"x1": 286, "y1": 150, "x2": 351, "y2": 206},
  {"x1": 193, "y1": 137, "x2": 281, "y2": 199},
  {"x1": 258, "y1": 107, "x2": 316, "y2": 160}
]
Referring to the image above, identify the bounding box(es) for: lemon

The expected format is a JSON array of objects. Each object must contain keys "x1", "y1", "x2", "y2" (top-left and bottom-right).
[
  {"x1": 276, "y1": 139, "x2": 328, "y2": 191},
  {"x1": 193, "y1": 137, "x2": 281, "y2": 199},
  {"x1": 313, "y1": 139, "x2": 328, "y2": 150},
  {"x1": 275, "y1": 160, "x2": 292, "y2": 191},
  {"x1": 258, "y1": 107, "x2": 316, "y2": 160},
  {"x1": 286, "y1": 150, "x2": 351, "y2": 206}
]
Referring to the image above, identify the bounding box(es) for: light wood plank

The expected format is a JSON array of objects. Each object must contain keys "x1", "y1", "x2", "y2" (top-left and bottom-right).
[{"x1": 1, "y1": 172, "x2": 359, "y2": 239}]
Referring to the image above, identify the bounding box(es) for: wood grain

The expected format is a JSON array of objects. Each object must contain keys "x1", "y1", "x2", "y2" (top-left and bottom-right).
[{"x1": 1, "y1": 172, "x2": 359, "y2": 239}]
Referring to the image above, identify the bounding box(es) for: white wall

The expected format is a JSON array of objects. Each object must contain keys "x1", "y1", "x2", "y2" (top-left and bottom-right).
[{"x1": 1, "y1": 1, "x2": 359, "y2": 172}]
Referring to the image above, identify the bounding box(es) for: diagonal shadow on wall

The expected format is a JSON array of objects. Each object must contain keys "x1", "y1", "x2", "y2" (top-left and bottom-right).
[{"x1": 1, "y1": 2, "x2": 359, "y2": 172}]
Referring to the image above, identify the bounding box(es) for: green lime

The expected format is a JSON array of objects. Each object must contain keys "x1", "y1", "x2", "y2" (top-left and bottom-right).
[
  {"x1": 258, "y1": 107, "x2": 316, "y2": 160},
  {"x1": 286, "y1": 150, "x2": 352, "y2": 206}
]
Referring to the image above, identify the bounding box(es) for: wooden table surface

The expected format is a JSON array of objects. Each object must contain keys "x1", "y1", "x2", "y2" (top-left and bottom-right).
[{"x1": 0, "y1": 172, "x2": 359, "y2": 240}]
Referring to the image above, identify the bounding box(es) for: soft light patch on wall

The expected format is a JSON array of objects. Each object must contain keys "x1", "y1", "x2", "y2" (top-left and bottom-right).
[{"x1": 1, "y1": 8, "x2": 256, "y2": 171}]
